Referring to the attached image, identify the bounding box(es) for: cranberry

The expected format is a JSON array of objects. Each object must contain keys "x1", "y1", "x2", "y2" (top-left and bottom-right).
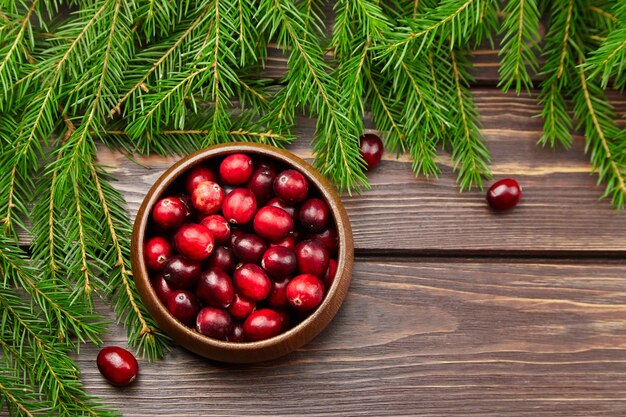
[
  {"x1": 229, "y1": 228, "x2": 245, "y2": 249},
  {"x1": 220, "y1": 153, "x2": 253, "y2": 185},
  {"x1": 269, "y1": 236, "x2": 296, "y2": 251},
  {"x1": 308, "y1": 227, "x2": 338, "y2": 256},
  {"x1": 359, "y1": 133, "x2": 384, "y2": 170},
  {"x1": 233, "y1": 264, "x2": 271, "y2": 301},
  {"x1": 253, "y1": 206, "x2": 294, "y2": 242},
  {"x1": 185, "y1": 165, "x2": 216, "y2": 193},
  {"x1": 162, "y1": 255, "x2": 201, "y2": 289},
  {"x1": 175, "y1": 193, "x2": 194, "y2": 221},
  {"x1": 247, "y1": 165, "x2": 276, "y2": 204},
  {"x1": 286, "y1": 274, "x2": 324, "y2": 312},
  {"x1": 228, "y1": 322, "x2": 247, "y2": 342},
  {"x1": 196, "y1": 307, "x2": 232, "y2": 340},
  {"x1": 267, "y1": 277, "x2": 290, "y2": 309},
  {"x1": 294, "y1": 239, "x2": 329, "y2": 278},
  {"x1": 266, "y1": 198, "x2": 298, "y2": 219},
  {"x1": 487, "y1": 178, "x2": 522, "y2": 210},
  {"x1": 323, "y1": 258, "x2": 338, "y2": 288},
  {"x1": 273, "y1": 169, "x2": 309, "y2": 204},
  {"x1": 243, "y1": 309, "x2": 282, "y2": 341},
  {"x1": 174, "y1": 223, "x2": 214, "y2": 261},
  {"x1": 206, "y1": 245, "x2": 237, "y2": 273},
  {"x1": 298, "y1": 198, "x2": 330, "y2": 233},
  {"x1": 144, "y1": 236, "x2": 172, "y2": 271},
  {"x1": 167, "y1": 290, "x2": 200, "y2": 326},
  {"x1": 151, "y1": 274, "x2": 176, "y2": 304},
  {"x1": 192, "y1": 181, "x2": 224, "y2": 215},
  {"x1": 222, "y1": 188, "x2": 257, "y2": 225},
  {"x1": 228, "y1": 293, "x2": 256, "y2": 320},
  {"x1": 200, "y1": 214, "x2": 230, "y2": 244},
  {"x1": 233, "y1": 233, "x2": 267, "y2": 264},
  {"x1": 261, "y1": 246, "x2": 296, "y2": 278},
  {"x1": 152, "y1": 197, "x2": 185, "y2": 229},
  {"x1": 196, "y1": 268, "x2": 234, "y2": 308},
  {"x1": 97, "y1": 346, "x2": 138, "y2": 387},
  {"x1": 275, "y1": 309, "x2": 292, "y2": 331}
]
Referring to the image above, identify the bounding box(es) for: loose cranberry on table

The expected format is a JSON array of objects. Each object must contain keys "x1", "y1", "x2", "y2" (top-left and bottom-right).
[
  {"x1": 261, "y1": 246, "x2": 297, "y2": 278},
  {"x1": 253, "y1": 206, "x2": 294, "y2": 242},
  {"x1": 152, "y1": 196, "x2": 185, "y2": 229},
  {"x1": 243, "y1": 309, "x2": 283, "y2": 341},
  {"x1": 185, "y1": 165, "x2": 216, "y2": 194},
  {"x1": 487, "y1": 178, "x2": 522, "y2": 210},
  {"x1": 196, "y1": 307, "x2": 232, "y2": 340},
  {"x1": 162, "y1": 255, "x2": 201, "y2": 289},
  {"x1": 299, "y1": 198, "x2": 330, "y2": 233},
  {"x1": 273, "y1": 169, "x2": 309, "y2": 204},
  {"x1": 222, "y1": 188, "x2": 257, "y2": 225},
  {"x1": 359, "y1": 133, "x2": 384, "y2": 170},
  {"x1": 196, "y1": 268, "x2": 234, "y2": 308},
  {"x1": 174, "y1": 223, "x2": 214, "y2": 261},
  {"x1": 220, "y1": 153, "x2": 253, "y2": 185},
  {"x1": 295, "y1": 239, "x2": 330, "y2": 278},
  {"x1": 200, "y1": 214, "x2": 230, "y2": 244},
  {"x1": 232, "y1": 233, "x2": 268, "y2": 264},
  {"x1": 233, "y1": 263, "x2": 271, "y2": 301},
  {"x1": 144, "y1": 236, "x2": 172, "y2": 271},
  {"x1": 191, "y1": 181, "x2": 224, "y2": 215},
  {"x1": 286, "y1": 274, "x2": 325, "y2": 312},
  {"x1": 97, "y1": 346, "x2": 139, "y2": 387},
  {"x1": 167, "y1": 290, "x2": 201, "y2": 326}
]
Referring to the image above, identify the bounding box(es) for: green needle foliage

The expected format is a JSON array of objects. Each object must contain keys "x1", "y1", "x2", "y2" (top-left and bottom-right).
[{"x1": 1, "y1": 0, "x2": 626, "y2": 414}]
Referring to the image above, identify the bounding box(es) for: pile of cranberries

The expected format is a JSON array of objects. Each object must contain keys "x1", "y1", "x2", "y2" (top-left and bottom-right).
[{"x1": 144, "y1": 153, "x2": 339, "y2": 343}]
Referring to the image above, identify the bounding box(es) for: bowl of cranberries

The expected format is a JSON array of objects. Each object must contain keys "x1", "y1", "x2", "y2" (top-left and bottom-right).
[{"x1": 131, "y1": 143, "x2": 353, "y2": 363}]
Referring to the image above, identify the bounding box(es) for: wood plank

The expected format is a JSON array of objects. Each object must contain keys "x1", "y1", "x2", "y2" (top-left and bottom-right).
[
  {"x1": 98, "y1": 88, "x2": 626, "y2": 254},
  {"x1": 76, "y1": 258, "x2": 626, "y2": 416}
]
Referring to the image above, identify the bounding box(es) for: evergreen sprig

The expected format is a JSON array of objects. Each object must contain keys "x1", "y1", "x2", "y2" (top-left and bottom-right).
[{"x1": 1, "y1": 0, "x2": 626, "y2": 414}]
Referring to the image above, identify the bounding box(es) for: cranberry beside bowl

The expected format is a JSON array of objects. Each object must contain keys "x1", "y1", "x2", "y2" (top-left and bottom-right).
[{"x1": 131, "y1": 143, "x2": 353, "y2": 363}]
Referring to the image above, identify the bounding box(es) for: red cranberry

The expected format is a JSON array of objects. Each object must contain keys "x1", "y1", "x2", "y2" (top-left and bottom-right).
[
  {"x1": 220, "y1": 153, "x2": 253, "y2": 185},
  {"x1": 308, "y1": 227, "x2": 338, "y2": 256},
  {"x1": 200, "y1": 214, "x2": 230, "y2": 244},
  {"x1": 151, "y1": 274, "x2": 176, "y2": 304},
  {"x1": 270, "y1": 236, "x2": 296, "y2": 251},
  {"x1": 228, "y1": 322, "x2": 247, "y2": 342},
  {"x1": 196, "y1": 268, "x2": 234, "y2": 308},
  {"x1": 192, "y1": 181, "x2": 224, "y2": 215},
  {"x1": 243, "y1": 309, "x2": 282, "y2": 341},
  {"x1": 233, "y1": 233, "x2": 267, "y2": 264},
  {"x1": 97, "y1": 346, "x2": 138, "y2": 387},
  {"x1": 261, "y1": 246, "x2": 297, "y2": 278},
  {"x1": 359, "y1": 133, "x2": 384, "y2": 170},
  {"x1": 273, "y1": 169, "x2": 309, "y2": 204},
  {"x1": 233, "y1": 264, "x2": 271, "y2": 301},
  {"x1": 487, "y1": 178, "x2": 522, "y2": 210},
  {"x1": 174, "y1": 223, "x2": 214, "y2": 261},
  {"x1": 323, "y1": 258, "x2": 338, "y2": 288},
  {"x1": 286, "y1": 274, "x2": 324, "y2": 312},
  {"x1": 267, "y1": 277, "x2": 290, "y2": 309},
  {"x1": 206, "y1": 245, "x2": 237, "y2": 273},
  {"x1": 175, "y1": 193, "x2": 194, "y2": 221},
  {"x1": 162, "y1": 255, "x2": 201, "y2": 289},
  {"x1": 267, "y1": 198, "x2": 298, "y2": 219},
  {"x1": 229, "y1": 228, "x2": 245, "y2": 249},
  {"x1": 228, "y1": 293, "x2": 256, "y2": 320},
  {"x1": 167, "y1": 290, "x2": 200, "y2": 326},
  {"x1": 185, "y1": 165, "x2": 216, "y2": 193},
  {"x1": 144, "y1": 236, "x2": 172, "y2": 271},
  {"x1": 222, "y1": 188, "x2": 257, "y2": 225},
  {"x1": 247, "y1": 165, "x2": 276, "y2": 204},
  {"x1": 152, "y1": 197, "x2": 185, "y2": 229},
  {"x1": 299, "y1": 198, "x2": 330, "y2": 233},
  {"x1": 253, "y1": 206, "x2": 294, "y2": 242},
  {"x1": 295, "y1": 239, "x2": 329, "y2": 278},
  {"x1": 196, "y1": 307, "x2": 232, "y2": 340},
  {"x1": 276, "y1": 309, "x2": 292, "y2": 331}
]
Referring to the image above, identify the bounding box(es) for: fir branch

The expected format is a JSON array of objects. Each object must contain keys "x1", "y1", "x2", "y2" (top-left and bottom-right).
[
  {"x1": 0, "y1": 373, "x2": 47, "y2": 417},
  {"x1": 497, "y1": 0, "x2": 541, "y2": 93}
]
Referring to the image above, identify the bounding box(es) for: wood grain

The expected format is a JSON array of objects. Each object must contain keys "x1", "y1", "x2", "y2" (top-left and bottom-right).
[
  {"x1": 76, "y1": 259, "x2": 626, "y2": 417},
  {"x1": 97, "y1": 89, "x2": 626, "y2": 254}
]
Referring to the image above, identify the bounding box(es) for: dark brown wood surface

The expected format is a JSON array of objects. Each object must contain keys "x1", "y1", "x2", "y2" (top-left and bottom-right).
[{"x1": 69, "y1": 21, "x2": 626, "y2": 417}]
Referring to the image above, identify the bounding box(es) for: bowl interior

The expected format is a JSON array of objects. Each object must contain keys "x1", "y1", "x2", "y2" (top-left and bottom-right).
[{"x1": 131, "y1": 143, "x2": 353, "y2": 362}]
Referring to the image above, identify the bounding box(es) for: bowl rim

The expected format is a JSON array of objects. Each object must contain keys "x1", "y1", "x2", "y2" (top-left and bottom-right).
[{"x1": 131, "y1": 142, "x2": 353, "y2": 361}]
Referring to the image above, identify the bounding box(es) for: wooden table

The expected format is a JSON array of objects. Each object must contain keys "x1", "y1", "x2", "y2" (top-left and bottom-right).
[{"x1": 75, "y1": 38, "x2": 626, "y2": 417}]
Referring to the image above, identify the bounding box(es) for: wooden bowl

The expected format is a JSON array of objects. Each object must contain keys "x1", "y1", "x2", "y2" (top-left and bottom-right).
[{"x1": 131, "y1": 143, "x2": 353, "y2": 363}]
